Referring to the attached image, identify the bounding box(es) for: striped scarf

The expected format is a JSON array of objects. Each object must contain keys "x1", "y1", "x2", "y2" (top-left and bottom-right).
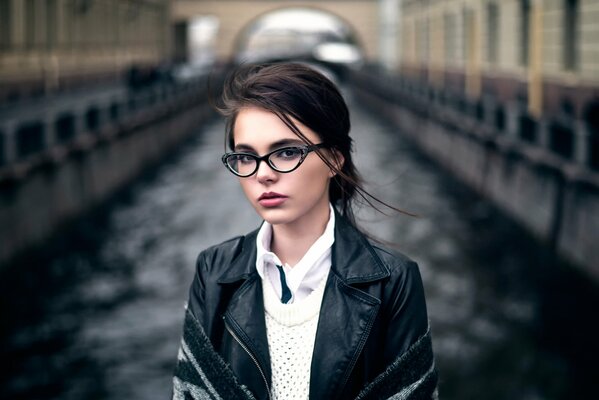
[{"x1": 172, "y1": 309, "x2": 438, "y2": 400}]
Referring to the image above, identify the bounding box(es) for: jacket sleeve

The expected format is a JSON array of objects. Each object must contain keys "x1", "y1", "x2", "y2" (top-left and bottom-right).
[
  {"x1": 185, "y1": 235, "x2": 244, "y2": 328},
  {"x1": 384, "y1": 259, "x2": 430, "y2": 362},
  {"x1": 355, "y1": 259, "x2": 437, "y2": 400},
  {"x1": 186, "y1": 251, "x2": 208, "y2": 324}
]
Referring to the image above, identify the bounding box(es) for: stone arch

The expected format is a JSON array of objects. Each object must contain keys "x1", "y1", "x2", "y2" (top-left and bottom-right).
[
  {"x1": 172, "y1": 1, "x2": 380, "y2": 61},
  {"x1": 231, "y1": 5, "x2": 365, "y2": 58}
]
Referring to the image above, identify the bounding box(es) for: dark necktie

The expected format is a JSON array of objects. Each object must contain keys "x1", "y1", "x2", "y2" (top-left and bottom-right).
[{"x1": 275, "y1": 264, "x2": 292, "y2": 304}]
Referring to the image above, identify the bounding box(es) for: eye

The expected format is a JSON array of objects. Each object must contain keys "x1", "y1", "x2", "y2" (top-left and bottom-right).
[
  {"x1": 273, "y1": 147, "x2": 302, "y2": 160},
  {"x1": 231, "y1": 154, "x2": 255, "y2": 165}
]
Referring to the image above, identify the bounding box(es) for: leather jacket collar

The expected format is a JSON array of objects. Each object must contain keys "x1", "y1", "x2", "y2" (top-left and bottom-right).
[
  {"x1": 217, "y1": 208, "x2": 391, "y2": 285},
  {"x1": 215, "y1": 209, "x2": 393, "y2": 400}
]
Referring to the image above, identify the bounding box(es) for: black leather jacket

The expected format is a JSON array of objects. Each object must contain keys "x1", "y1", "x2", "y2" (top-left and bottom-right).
[{"x1": 186, "y1": 210, "x2": 430, "y2": 400}]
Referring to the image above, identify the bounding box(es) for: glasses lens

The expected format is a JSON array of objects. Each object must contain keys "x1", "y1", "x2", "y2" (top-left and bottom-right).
[
  {"x1": 269, "y1": 147, "x2": 304, "y2": 172},
  {"x1": 226, "y1": 154, "x2": 257, "y2": 176}
]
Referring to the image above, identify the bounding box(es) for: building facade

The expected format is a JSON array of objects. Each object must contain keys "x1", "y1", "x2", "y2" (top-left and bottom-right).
[
  {"x1": 399, "y1": 0, "x2": 599, "y2": 120},
  {"x1": 0, "y1": 0, "x2": 171, "y2": 101}
]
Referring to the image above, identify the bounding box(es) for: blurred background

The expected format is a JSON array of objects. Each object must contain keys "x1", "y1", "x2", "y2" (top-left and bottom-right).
[{"x1": 1, "y1": 0, "x2": 598, "y2": 399}]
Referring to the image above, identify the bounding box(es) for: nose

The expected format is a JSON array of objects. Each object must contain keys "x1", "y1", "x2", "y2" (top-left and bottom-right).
[{"x1": 255, "y1": 159, "x2": 278, "y2": 184}]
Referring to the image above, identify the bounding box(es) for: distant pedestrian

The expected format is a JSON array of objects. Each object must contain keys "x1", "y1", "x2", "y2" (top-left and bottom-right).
[{"x1": 172, "y1": 62, "x2": 437, "y2": 400}]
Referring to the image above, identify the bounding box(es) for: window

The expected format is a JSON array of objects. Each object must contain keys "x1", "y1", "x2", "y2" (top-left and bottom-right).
[
  {"x1": 444, "y1": 13, "x2": 457, "y2": 64},
  {"x1": 25, "y1": 0, "x2": 36, "y2": 49},
  {"x1": 487, "y1": 2, "x2": 500, "y2": 64},
  {"x1": 415, "y1": 18, "x2": 429, "y2": 63},
  {"x1": 520, "y1": 0, "x2": 530, "y2": 66},
  {"x1": 46, "y1": 0, "x2": 57, "y2": 49},
  {"x1": 0, "y1": 0, "x2": 10, "y2": 50},
  {"x1": 563, "y1": 0, "x2": 579, "y2": 70},
  {"x1": 462, "y1": 7, "x2": 470, "y2": 63}
]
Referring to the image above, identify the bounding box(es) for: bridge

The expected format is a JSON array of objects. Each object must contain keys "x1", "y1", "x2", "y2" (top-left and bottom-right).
[{"x1": 172, "y1": 0, "x2": 385, "y2": 62}]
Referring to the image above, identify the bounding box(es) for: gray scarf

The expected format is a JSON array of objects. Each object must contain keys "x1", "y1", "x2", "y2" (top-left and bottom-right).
[{"x1": 172, "y1": 309, "x2": 438, "y2": 400}]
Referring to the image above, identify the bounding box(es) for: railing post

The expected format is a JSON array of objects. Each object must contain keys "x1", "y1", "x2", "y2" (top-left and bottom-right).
[
  {"x1": 44, "y1": 113, "x2": 57, "y2": 148},
  {"x1": 506, "y1": 102, "x2": 520, "y2": 140},
  {"x1": 537, "y1": 119, "x2": 549, "y2": 149},
  {"x1": 574, "y1": 120, "x2": 590, "y2": 166},
  {"x1": 482, "y1": 95, "x2": 495, "y2": 127},
  {"x1": 2, "y1": 120, "x2": 17, "y2": 165},
  {"x1": 73, "y1": 104, "x2": 86, "y2": 136}
]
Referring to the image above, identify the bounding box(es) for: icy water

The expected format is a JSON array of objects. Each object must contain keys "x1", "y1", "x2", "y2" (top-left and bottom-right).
[{"x1": 1, "y1": 90, "x2": 597, "y2": 399}]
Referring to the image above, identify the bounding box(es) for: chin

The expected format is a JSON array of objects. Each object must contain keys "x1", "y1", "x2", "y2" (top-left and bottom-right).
[{"x1": 255, "y1": 207, "x2": 296, "y2": 226}]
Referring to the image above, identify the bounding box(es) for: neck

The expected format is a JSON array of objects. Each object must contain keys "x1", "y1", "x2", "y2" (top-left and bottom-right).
[{"x1": 270, "y1": 200, "x2": 330, "y2": 267}]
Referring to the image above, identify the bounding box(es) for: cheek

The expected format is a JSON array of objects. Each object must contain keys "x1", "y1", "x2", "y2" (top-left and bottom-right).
[
  {"x1": 299, "y1": 163, "x2": 332, "y2": 190},
  {"x1": 238, "y1": 178, "x2": 254, "y2": 198}
]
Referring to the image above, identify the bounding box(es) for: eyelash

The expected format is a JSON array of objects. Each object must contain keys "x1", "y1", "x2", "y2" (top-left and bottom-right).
[{"x1": 236, "y1": 145, "x2": 302, "y2": 154}]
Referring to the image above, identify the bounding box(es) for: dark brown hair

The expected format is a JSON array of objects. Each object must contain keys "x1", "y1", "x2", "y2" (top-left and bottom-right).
[{"x1": 217, "y1": 62, "x2": 409, "y2": 226}]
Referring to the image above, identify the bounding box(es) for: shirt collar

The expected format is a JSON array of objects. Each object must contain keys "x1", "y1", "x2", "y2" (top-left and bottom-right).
[
  {"x1": 255, "y1": 203, "x2": 335, "y2": 279},
  {"x1": 217, "y1": 206, "x2": 390, "y2": 286}
]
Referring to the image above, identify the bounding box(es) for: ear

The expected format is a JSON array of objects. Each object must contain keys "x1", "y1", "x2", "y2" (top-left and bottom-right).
[{"x1": 327, "y1": 149, "x2": 345, "y2": 178}]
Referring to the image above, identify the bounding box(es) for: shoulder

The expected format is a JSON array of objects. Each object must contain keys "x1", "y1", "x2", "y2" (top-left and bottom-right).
[
  {"x1": 194, "y1": 228, "x2": 260, "y2": 282},
  {"x1": 369, "y1": 241, "x2": 425, "y2": 302},
  {"x1": 367, "y1": 241, "x2": 430, "y2": 348},
  {"x1": 332, "y1": 211, "x2": 422, "y2": 285},
  {"x1": 368, "y1": 240, "x2": 428, "y2": 319},
  {"x1": 196, "y1": 235, "x2": 245, "y2": 268},
  {"x1": 360, "y1": 238, "x2": 426, "y2": 306},
  {"x1": 368, "y1": 241, "x2": 420, "y2": 278}
]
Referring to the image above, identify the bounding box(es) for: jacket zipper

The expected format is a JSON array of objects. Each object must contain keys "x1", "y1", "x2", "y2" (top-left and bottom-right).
[{"x1": 223, "y1": 315, "x2": 272, "y2": 400}]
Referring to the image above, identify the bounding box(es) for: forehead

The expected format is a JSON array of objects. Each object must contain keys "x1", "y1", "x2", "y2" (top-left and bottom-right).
[{"x1": 233, "y1": 107, "x2": 320, "y2": 150}]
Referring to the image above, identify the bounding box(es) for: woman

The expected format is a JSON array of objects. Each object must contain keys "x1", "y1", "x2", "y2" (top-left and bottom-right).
[{"x1": 173, "y1": 63, "x2": 437, "y2": 400}]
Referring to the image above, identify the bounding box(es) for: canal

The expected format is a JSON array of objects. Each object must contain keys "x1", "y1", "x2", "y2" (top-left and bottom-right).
[{"x1": 1, "y1": 88, "x2": 597, "y2": 399}]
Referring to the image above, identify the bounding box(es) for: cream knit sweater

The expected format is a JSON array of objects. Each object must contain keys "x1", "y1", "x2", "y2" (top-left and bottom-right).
[{"x1": 262, "y1": 275, "x2": 328, "y2": 400}]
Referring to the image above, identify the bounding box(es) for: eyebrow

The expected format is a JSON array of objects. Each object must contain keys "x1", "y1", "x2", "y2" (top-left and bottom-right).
[{"x1": 234, "y1": 138, "x2": 306, "y2": 152}]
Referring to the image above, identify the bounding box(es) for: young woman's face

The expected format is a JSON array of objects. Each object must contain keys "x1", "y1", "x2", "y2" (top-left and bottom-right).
[{"x1": 232, "y1": 107, "x2": 335, "y2": 227}]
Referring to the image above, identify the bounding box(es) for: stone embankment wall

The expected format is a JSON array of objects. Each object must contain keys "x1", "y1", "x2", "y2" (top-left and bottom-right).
[
  {"x1": 0, "y1": 77, "x2": 219, "y2": 267},
  {"x1": 351, "y1": 69, "x2": 598, "y2": 280}
]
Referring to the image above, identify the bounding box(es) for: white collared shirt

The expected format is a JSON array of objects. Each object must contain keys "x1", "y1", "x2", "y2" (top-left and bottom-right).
[{"x1": 255, "y1": 203, "x2": 335, "y2": 304}]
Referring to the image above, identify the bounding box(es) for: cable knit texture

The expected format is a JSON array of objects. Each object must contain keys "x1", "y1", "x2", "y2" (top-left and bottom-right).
[{"x1": 263, "y1": 275, "x2": 328, "y2": 400}]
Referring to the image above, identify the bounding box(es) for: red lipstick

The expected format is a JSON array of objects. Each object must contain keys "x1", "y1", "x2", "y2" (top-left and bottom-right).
[{"x1": 258, "y1": 192, "x2": 288, "y2": 207}]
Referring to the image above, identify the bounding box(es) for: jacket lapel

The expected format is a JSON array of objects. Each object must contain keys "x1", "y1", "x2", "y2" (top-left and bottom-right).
[
  {"x1": 218, "y1": 229, "x2": 272, "y2": 399},
  {"x1": 309, "y1": 211, "x2": 390, "y2": 400}
]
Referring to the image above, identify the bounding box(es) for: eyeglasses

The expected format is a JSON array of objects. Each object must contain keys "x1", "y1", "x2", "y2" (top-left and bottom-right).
[{"x1": 221, "y1": 144, "x2": 326, "y2": 177}]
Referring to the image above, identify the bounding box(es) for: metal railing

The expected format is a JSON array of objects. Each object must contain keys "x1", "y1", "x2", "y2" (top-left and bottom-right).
[
  {"x1": 351, "y1": 67, "x2": 599, "y2": 176},
  {"x1": 0, "y1": 73, "x2": 216, "y2": 180}
]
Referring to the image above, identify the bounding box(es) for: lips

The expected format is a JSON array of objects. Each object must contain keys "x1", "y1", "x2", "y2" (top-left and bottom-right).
[
  {"x1": 258, "y1": 192, "x2": 287, "y2": 200},
  {"x1": 258, "y1": 192, "x2": 288, "y2": 207}
]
